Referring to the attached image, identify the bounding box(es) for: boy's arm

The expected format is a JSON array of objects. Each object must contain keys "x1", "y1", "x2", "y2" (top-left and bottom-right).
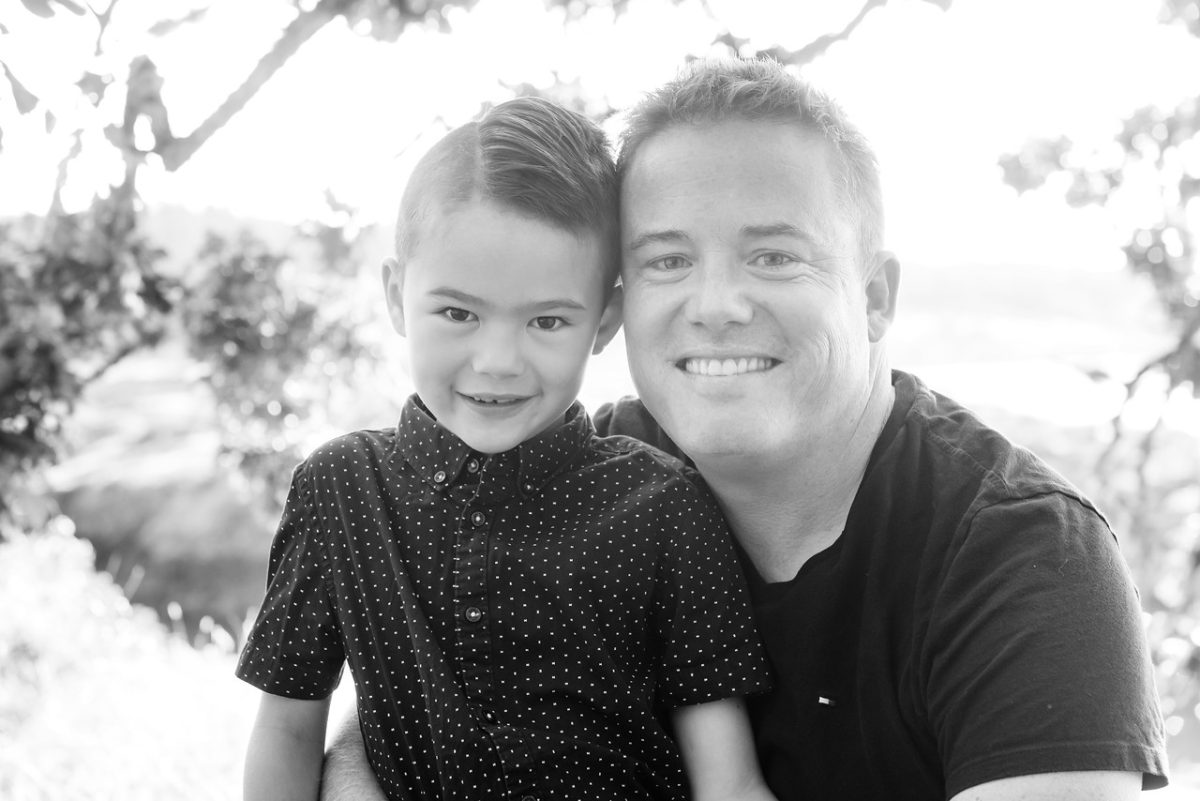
[
  {"x1": 320, "y1": 709, "x2": 392, "y2": 801},
  {"x1": 672, "y1": 697, "x2": 778, "y2": 801},
  {"x1": 244, "y1": 693, "x2": 332, "y2": 801}
]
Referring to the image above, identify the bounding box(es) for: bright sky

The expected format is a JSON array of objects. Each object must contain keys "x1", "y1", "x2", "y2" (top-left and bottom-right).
[
  {"x1": 3, "y1": 0, "x2": 1200, "y2": 428},
  {"x1": 3, "y1": 0, "x2": 1198, "y2": 269}
]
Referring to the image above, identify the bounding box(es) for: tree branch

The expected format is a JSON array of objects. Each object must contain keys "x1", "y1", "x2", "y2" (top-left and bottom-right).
[
  {"x1": 762, "y1": 0, "x2": 891, "y2": 66},
  {"x1": 1095, "y1": 316, "x2": 1200, "y2": 476},
  {"x1": 158, "y1": 0, "x2": 353, "y2": 171}
]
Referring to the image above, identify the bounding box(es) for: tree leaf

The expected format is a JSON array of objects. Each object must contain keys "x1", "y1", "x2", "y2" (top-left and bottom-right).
[
  {"x1": 76, "y1": 71, "x2": 111, "y2": 106},
  {"x1": 2, "y1": 62, "x2": 39, "y2": 114}
]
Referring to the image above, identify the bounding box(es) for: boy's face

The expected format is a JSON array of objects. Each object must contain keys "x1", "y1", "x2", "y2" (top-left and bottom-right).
[{"x1": 385, "y1": 199, "x2": 620, "y2": 455}]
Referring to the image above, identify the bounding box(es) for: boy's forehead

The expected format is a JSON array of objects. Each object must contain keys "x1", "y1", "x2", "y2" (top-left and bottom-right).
[
  {"x1": 412, "y1": 199, "x2": 614, "y2": 279},
  {"x1": 406, "y1": 199, "x2": 612, "y2": 297}
]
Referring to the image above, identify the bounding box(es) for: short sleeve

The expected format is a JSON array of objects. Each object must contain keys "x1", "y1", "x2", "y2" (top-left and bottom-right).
[
  {"x1": 651, "y1": 477, "x2": 772, "y2": 708},
  {"x1": 235, "y1": 462, "x2": 345, "y2": 699},
  {"x1": 927, "y1": 493, "x2": 1168, "y2": 794}
]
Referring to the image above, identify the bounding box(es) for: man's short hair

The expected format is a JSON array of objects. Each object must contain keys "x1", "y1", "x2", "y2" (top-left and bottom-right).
[
  {"x1": 396, "y1": 96, "x2": 619, "y2": 284},
  {"x1": 617, "y1": 58, "x2": 883, "y2": 264}
]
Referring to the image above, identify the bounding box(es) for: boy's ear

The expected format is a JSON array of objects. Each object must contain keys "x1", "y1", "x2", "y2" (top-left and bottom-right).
[
  {"x1": 381, "y1": 257, "x2": 407, "y2": 336},
  {"x1": 592, "y1": 282, "x2": 623, "y2": 355}
]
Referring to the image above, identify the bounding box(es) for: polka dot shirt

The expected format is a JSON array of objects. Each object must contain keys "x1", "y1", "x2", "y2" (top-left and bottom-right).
[{"x1": 236, "y1": 397, "x2": 771, "y2": 801}]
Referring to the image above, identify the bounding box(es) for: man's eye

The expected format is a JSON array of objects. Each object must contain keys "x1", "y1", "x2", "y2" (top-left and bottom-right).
[
  {"x1": 532, "y1": 316, "x2": 565, "y2": 331},
  {"x1": 649, "y1": 255, "x2": 689, "y2": 271},
  {"x1": 439, "y1": 307, "x2": 475, "y2": 323},
  {"x1": 751, "y1": 252, "x2": 798, "y2": 268}
]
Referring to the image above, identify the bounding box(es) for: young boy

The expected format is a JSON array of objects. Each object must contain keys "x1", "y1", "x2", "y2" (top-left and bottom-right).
[{"x1": 237, "y1": 97, "x2": 775, "y2": 801}]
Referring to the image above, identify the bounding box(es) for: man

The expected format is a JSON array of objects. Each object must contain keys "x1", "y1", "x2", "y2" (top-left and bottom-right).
[{"x1": 321, "y1": 59, "x2": 1168, "y2": 800}]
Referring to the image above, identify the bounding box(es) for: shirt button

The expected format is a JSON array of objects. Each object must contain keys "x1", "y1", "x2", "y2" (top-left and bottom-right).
[
  {"x1": 432, "y1": 470, "x2": 447, "y2": 484},
  {"x1": 470, "y1": 511, "x2": 487, "y2": 527},
  {"x1": 464, "y1": 606, "x2": 483, "y2": 623},
  {"x1": 467, "y1": 459, "x2": 480, "y2": 473}
]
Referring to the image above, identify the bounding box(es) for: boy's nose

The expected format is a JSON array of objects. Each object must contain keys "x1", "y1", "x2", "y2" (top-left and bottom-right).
[{"x1": 471, "y1": 327, "x2": 525, "y2": 377}]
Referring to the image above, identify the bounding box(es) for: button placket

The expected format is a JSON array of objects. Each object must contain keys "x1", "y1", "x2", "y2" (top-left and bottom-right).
[{"x1": 452, "y1": 494, "x2": 494, "y2": 727}]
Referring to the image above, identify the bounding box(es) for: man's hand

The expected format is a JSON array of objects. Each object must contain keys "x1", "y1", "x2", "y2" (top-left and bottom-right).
[{"x1": 320, "y1": 709, "x2": 392, "y2": 801}]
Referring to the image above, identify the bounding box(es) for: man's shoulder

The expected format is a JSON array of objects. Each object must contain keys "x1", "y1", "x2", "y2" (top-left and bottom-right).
[{"x1": 893, "y1": 371, "x2": 1108, "y2": 534}]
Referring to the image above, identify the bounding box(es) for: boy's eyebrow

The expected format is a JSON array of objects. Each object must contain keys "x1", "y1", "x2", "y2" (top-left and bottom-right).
[
  {"x1": 428, "y1": 287, "x2": 588, "y2": 312},
  {"x1": 428, "y1": 287, "x2": 491, "y2": 308},
  {"x1": 526, "y1": 298, "x2": 589, "y2": 312},
  {"x1": 626, "y1": 229, "x2": 690, "y2": 252}
]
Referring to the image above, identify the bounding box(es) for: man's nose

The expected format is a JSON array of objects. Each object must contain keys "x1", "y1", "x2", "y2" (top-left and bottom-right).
[
  {"x1": 471, "y1": 325, "x2": 525, "y2": 377},
  {"x1": 683, "y1": 262, "x2": 754, "y2": 328}
]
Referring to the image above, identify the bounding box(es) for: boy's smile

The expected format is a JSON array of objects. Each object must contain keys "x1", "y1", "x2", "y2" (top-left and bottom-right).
[{"x1": 386, "y1": 199, "x2": 620, "y2": 455}]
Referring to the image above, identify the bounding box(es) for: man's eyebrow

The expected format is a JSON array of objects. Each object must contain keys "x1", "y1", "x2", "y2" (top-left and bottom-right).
[
  {"x1": 741, "y1": 222, "x2": 818, "y2": 242},
  {"x1": 626, "y1": 229, "x2": 691, "y2": 251}
]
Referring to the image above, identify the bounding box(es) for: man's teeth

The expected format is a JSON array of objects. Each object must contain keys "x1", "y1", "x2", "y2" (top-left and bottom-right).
[{"x1": 682, "y1": 357, "x2": 774, "y2": 376}]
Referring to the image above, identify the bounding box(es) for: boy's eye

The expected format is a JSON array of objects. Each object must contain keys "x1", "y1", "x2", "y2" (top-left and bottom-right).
[
  {"x1": 532, "y1": 316, "x2": 565, "y2": 331},
  {"x1": 440, "y1": 307, "x2": 475, "y2": 323}
]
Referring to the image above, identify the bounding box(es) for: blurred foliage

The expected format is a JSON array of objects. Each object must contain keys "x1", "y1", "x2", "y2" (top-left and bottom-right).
[
  {"x1": 181, "y1": 222, "x2": 378, "y2": 504},
  {"x1": 999, "y1": 0, "x2": 1200, "y2": 757},
  {"x1": 0, "y1": 196, "x2": 172, "y2": 512}
]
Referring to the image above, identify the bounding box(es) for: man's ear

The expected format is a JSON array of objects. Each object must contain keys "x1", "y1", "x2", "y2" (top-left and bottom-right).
[
  {"x1": 592, "y1": 282, "x2": 624, "y2": 355},
  {"x1": 864, "y1": 251, "x2": 900, "y2": 343},
  {"x1": 381, "y1": 257, "x2": 407, "y2": 336}
]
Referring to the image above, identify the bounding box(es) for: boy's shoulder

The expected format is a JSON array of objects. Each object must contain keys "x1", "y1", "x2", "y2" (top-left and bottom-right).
[
  {"x1": 298, "y1": 427, "x2": 398, "y2": 474},
  {"x1": 582, "y1": 428, "x2": 712, "y2": 499}
]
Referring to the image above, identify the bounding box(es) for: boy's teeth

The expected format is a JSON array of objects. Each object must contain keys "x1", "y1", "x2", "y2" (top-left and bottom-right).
[{"x1": 683, "y1": 357, "x2": 773, "y2": 376}]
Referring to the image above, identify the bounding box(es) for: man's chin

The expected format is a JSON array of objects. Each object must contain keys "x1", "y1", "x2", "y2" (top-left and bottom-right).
[{"x1": 665, "y1": 419, "x2": 765, "y2": 462}]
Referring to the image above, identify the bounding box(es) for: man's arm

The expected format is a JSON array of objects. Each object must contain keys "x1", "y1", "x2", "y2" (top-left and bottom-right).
[
  {"x1": 244, "y1": 693, "x2": 331, "y2": 801},
  {"x1": 672, "y1": 697, "x2": 777, "y2": 801},
  {"x1": 949, "y1": 771, "x2": 1142, "y2": 801},
  {"x1": 320, "y1": 709, "x2": 391, "y2": 801}
]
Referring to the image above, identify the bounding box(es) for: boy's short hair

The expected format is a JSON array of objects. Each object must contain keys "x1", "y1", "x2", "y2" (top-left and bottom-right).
[
  {"x1": 396, "y1": 96, "x2": 619, "y2": 284},
  {"x1": 617, "y1": 58, "x2": 883, "y2": 264}
]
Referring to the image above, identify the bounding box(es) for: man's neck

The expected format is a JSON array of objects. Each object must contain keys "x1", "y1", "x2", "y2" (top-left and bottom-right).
[{"x1": 698, "y1": 371, "x2": 897, "y2": 583}]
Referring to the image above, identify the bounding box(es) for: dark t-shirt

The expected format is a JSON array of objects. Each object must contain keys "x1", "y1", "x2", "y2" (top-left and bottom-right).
[
  {"x1": 237, "y1": 397, "x2": 770, "y2": 801},
  {"x1": 594, "y1": 370, "x2": 1168, "y2": 800}
]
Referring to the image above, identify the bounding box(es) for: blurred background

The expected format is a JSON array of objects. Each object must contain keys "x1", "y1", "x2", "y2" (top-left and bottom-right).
[{"x1": 2, "y1": 0, "x2": 1199, "y2": 797}]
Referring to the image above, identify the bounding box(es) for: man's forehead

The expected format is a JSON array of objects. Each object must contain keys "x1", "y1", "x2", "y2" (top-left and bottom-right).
[{"x1": 624, "y1": 119, "x2": 829, "y2": 176}]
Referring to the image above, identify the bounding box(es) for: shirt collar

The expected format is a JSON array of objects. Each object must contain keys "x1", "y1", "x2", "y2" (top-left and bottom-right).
[{"x1": 391, "y1": 394, "x2": 593, "y2": 500}]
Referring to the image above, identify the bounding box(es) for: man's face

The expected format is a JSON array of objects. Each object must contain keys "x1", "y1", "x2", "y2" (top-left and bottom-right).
[
  {"x1": 386, "y1": 199, "x2": 619, "y2": 454},
  {"x1": 620, "y1": 120, "x2": 881, "y2": 466}
]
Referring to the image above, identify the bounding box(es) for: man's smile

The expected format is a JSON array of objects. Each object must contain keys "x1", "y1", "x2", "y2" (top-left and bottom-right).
[{"x1": 678, "y1": 357, "x2": 779, "y2": 377}]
